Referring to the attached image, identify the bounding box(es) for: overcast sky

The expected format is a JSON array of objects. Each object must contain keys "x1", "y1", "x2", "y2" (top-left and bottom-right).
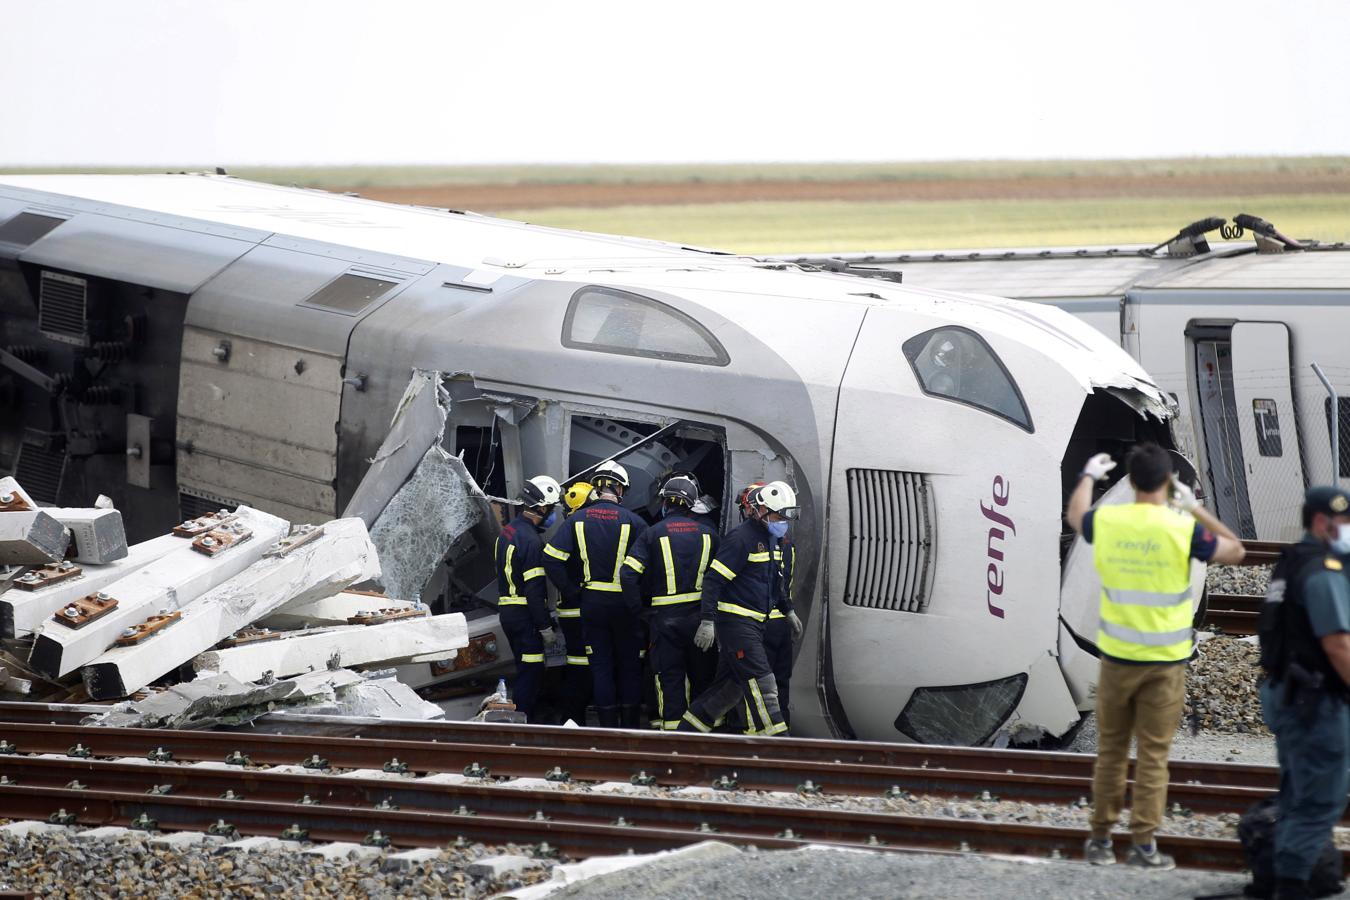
[{"x1": 2, "y1": 0, "x2": 1347, "y2": 166}]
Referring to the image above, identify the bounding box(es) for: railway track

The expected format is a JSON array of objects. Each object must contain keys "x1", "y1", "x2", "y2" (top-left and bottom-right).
[
  {"x1": 1203, "y1": 593, "x2": 1261, "y2": 636},
  {"x1": 1236, "y1": 540, "x2": 1285, "y2": 567},
  {"x1": 0, "y1": 710, "x2": 1329, "y2": 871}
]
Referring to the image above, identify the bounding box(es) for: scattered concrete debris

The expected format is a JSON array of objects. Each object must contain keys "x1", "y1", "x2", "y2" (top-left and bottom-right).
[
  {"x1": 46, "y1": 507, "x2": 128, "y2": 564},
  {"x1": 82, "y1": 518, "x2": 380, "y2": 699},
  {"x1": 0, "y1": 533, "x2": 180, "y2": 638},
  {"x1": 28, "y1": 506, "x2": 290, "y2": 678},
  {"x1": 261, "y1": 589, "x2": 416, "y2": 629},
  {"x1": 267, "y1": 668, "x2": 444, "y2": 721},
  {"x1": 192, "y1": 613, "x2": 469, "y2": 682},
  {"x1": 0, "y1": 508, "x2": 68, "y2": 565}
]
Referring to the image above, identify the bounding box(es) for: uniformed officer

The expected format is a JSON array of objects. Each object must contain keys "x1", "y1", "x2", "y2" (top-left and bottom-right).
[
  {"x1": 1067, "y1": 443, "x2": 1245, "y2": 869},
  {"x1": 1257, "y1": 486, "x2": 1350, "y2": 900},
  {"x1": 621, "y1": 474, "x2": 720, "y2": 730},
  {"x1": 765, "y1": 525, "x2": 798, "y2": 728},
  {"x1": 544, "y1": 461, "x2": 648, "y2": 728},
  {"x1": 494, "y1": 475, "x2": 562, "y2": 723},
  {"x1": 679, "y1": 481, "x2": 802, "y2": 736},
  {"x1": 549, "y1": 478, "x2": 597, "y2": 724}
]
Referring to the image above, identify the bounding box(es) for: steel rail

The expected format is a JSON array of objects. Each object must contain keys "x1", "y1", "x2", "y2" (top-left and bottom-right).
[
  {"x1": 0, "y1": 781, "x2": 1267, "y2": 872},
  {"x1": 1237, "y1": 541, "x2": 1286, "y2": 567},
  {"x1": 0, "y1": 705, "x2": 1281, "y2": 791},
  {"x1": 0, "y1": 717, "x2": 1285, "y2": 793}
]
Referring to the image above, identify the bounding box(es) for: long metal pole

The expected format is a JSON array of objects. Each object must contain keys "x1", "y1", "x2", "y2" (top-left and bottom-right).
[{"x1": 1313, "y1": 363, "x2": 1339, "y2": 485}]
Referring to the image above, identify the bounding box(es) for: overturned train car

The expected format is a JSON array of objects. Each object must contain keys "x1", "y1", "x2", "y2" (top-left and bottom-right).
[{"x1": 0, "y1": 175, "x2": 1176, "y2": 744}]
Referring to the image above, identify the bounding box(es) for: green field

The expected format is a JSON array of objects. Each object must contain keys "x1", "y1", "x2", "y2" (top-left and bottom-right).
[
  {"x1": 504, "y1": 194, "x2": 1350, "y2": 255},
  {"x1": 4, "y1": 156, "x2": 1350, "y2": 187}
]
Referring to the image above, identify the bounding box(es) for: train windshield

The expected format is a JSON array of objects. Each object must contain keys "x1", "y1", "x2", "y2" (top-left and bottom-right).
[{"x1": 902, "y1": 326, "x2": 1032, "y2": 432}]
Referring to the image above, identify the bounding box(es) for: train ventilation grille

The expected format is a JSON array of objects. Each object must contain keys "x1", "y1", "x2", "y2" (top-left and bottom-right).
[
  {"x1": 842, "y1": 469, "x2": 935, "y2": 613},
  {"x1": 38, "y1": 271, "x2": 89, "y2": 347},
  {"x1": 13, "y1": 437, "x2": 67, "y2": 504},
  {"x1": 179, "y1": 489, "x2": 241, "y2": 521}
]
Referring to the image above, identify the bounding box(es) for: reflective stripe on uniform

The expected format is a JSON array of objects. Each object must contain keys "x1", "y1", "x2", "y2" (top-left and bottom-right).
[
  {"x1": 768, "y1": 608, "x2": 785, "y2": 619},
  {"x1": 763, "y1": 721, "x2": 788, "y2": 735},
  {"x1": 654, "y1": 675, "x2": 664, "y2": 720},
  {"x1": 520, "y1": 653, "x2": 545, "y2": 664},
  {"x1": 652, "y1": 592, "x2": 700, "y2": 606},
  {"x1": 660, "y1": 536, "x2": 678, "y2": 597},
  {"x1": 499, "y1": 598, "x2": 528, "y2": 605},
  {"x1": 557, "y1": 607, "x2": 581, "y2": 618},
  {"x1": 662, "y1": 720, "x2": 681, "y2": 731},
  {"x1": 718, "y1": 601, "x2": 767, "y2": 622},
  {"x1": 501, "y1": 545, "x2": 521, "y2": 599},
  {"x1": 1099, "y1": 619, "x2": 1193, "y2": 647},
  {"x1": 709, "y1": 559, "x2": 737, "y2": 580},
  {"x1": 624, "y1": 555, "x2": 645, "y2": 574},
  {"x1": 695, "y1": 533, "x2": 712, "y2": 590},
  {"x1": 748, "y1": 677, "x2": 773, "y2": 731},
  {"x1": 579, "y1": 521, "x2": 631, "y2": 592},
  {"x1": 681, "y1": 710, "x2": 712, "y2": 732},
  {"x1": 544, "y1": 544, "x2": 570, "y2": 561},
  {"x1": 1104, "y1": 587, "x2": 1191, "y2": 608},
  {"x1": 747, "y1": 551, "x2": 771, "y2": 563},
  {"x1": 522, "y1": 567, "x2": 545, "y2": 582},
  {"x1": 566, "y1": 655, "x2": 589, "y2": 665}
]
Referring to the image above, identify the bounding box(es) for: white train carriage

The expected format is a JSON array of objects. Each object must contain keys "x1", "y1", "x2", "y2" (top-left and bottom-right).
[
  {"x1": 0, "y1": 175, "x2": 1176, "y2": 743},
  {"x1": 784, "y1": 235, "x2": 1350, "y2": 543}
]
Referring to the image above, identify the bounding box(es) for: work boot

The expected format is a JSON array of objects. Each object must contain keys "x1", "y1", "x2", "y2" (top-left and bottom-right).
[
  {"x1": 1273, "y1": 879, "x2": 1311, "y2": 900},
  {"x1": 619, "y1": 704, "x2": 643, "y2": 730},
  {"x1": 596, "y1": 705, "x2": 620, "y2": 728},
  {"x1": 1125, "y1": 842, "x2": 1176, "y2": 870},
  {"x1": 1083, "y1": 838, "x2": 1115, "y2": 866}
]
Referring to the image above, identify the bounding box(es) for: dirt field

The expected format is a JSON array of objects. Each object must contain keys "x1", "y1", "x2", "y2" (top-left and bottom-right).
[{"x1": 350, "y1": 171, "x2": 1350, "y2": 211}]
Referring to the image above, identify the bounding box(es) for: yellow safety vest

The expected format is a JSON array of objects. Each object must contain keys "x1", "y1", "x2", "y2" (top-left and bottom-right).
[{"x1": 1092, "y1": 503, "x2": 1195, "y2": 663}]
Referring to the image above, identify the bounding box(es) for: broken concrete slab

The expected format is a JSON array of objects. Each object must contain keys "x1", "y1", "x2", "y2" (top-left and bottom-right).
[
  {"x1": 82, "y1": 518, "x2": 379, "y2": 699},
  {"x1": 261, "y1": 590, "x2": 415, "y2": 629},
  {"x1": 29, "y1": 506, "x2": 289, "y2": 678},
  {"x1": 84, "y1": 668, "x2": 364, "y2": 729},
  {"x1": 266, "y1": 669, "x2": 444, "y2": 721},
  {"x1": 0, "y1": 821, "x2": 70, "y2": 838},
  {"x1": 467, "y1": 854, "x2": 539, "y2": 880},
  {"x1": 192, "y1": 613, "x2": 468, "y2": 682},
  {"x1": 73, "y1": 825, "x2": 141, "y2": 842},
  {"x1": 1, "y1": 533, "x2": 180, "y2": 638},
  {"x1": 0, "y1": 509, "x2": 69, "y2": 566},
  {"x1": 303, "y1": 842, "x2": 372, "y2": 862},
  {"x1": 151, "y1": 831, "x2": 227, "y2": 849},
  {"x1": 46, "y1": 507, "x2": 128, "y2": 564}
]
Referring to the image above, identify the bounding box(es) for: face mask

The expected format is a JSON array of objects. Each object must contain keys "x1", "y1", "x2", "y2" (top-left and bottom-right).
[
  {"x1": 765, "y1": 519, "x2": 789, "y2": 539},
  {"x1": 1331, "y1": 523, "x2": 1350, "y2": 555},
  {"x1": 542, "y1": 509, "x2": 558, "y2": 529}
]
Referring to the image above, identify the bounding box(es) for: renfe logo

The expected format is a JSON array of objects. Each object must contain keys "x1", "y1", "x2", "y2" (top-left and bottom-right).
[{"x1": 982, "y1": 476, "x2": 1014, "y2": 618}]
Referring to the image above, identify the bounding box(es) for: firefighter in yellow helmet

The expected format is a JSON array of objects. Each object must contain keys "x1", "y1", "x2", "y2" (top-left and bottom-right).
[{"x1": 564, "y1": 481, "x2": 595, "y2": 513}]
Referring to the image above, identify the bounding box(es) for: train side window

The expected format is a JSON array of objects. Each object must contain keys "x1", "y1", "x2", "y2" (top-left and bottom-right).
[
  {"x1": 1252, "y1": 399, "x2": 1283, "y2": 457},
  {"x1": 563, "y1": 286, "x2": 729, "y2": 366},
  {"x1": 902, "y1": 326, "x2": 1033, "y2": 432}
]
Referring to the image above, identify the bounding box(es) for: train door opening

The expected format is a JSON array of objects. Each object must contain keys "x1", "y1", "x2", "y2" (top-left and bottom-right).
[
  {"x1": 1188, "y1": 321, "x2": 1303, "y2": 540},
  {"x1": 1190, "y1": 325, "x2": 1256, "y2": 538}
]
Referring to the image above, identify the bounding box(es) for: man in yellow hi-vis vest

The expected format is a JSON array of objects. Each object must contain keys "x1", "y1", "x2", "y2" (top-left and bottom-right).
[{"x1": 1067, "y1": 443, "x2": 1245, "y2": 869}]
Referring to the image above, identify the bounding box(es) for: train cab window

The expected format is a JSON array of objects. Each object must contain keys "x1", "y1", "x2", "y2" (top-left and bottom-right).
[
  {"x1": 563, "y1": 286, "x2": 729, "y2": 366},
  {"x1": 902, "y1": 326, "x2": 1033, "y2": 432}
]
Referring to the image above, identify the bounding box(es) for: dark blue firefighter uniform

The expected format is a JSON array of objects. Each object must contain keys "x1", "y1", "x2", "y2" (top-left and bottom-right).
[
  {"x1": 1259, "y1": 537, "x2": 1350, "y2": 884},
  {"x1": 494, "y1": 514, "x2": 551, "y2": 722},
  {"x1": 762, "y1": 537, "x2": 796, "y2": 730},
  {"x1": 679, "y1": 518, "x2": 787, "y2": 736},
  {"x1": 621, "y1": 511, "x2": 720, "y2": 730},
  {"x1": 544, "y1": 499, "x2": 648, "y2": 726}
]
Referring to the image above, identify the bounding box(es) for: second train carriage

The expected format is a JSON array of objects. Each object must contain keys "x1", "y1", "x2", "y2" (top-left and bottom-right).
[{"x1": 0, "y1": 174, "x2": 1180, "y2": 743}]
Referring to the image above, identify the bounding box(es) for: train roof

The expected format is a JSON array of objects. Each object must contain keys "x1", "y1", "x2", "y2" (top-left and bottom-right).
[{"x1": 778, "y1": 241, "x2": 1350, "y2": 297}]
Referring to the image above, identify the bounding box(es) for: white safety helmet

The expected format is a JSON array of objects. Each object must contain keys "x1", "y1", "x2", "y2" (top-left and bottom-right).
[
  {"x1": 752, "y1": 481, "x2": 799, "y2": 519},
  {"x1": 591, "y1": 460, "x2": 631, "y2": 490},
  {"x1": 521, "y1": 475, "x2": 562, "y2": 508}
]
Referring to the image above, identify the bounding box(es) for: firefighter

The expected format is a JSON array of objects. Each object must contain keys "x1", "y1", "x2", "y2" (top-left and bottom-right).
[
  {"x1": 549, "y1": 479, "x2": 597, "y2": 724},
  {"x1": 621, "y1": 474, "x2": 720, "y2": 730},
  {"x1": 765, "y1": 522, "x2": 798, "y2": 729},
  {"x1": 544, "y1": 461, "x2": 648, "y2": 727},
  {"x1": 494, "y1": 475, "x2": 562, "y2": 723},
  {"x1": 679, "y1": 481, "x2": 802, "y2": 736},
  {"x1": 564, "y1": 481, "x2": 595, "y2": 514}
]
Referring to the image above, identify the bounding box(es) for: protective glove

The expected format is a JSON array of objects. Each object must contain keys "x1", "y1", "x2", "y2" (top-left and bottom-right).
[
  {"x1": 1081, "y1": 453, "x2": 1117, "y2": 482},
  {"x1": 1170, "y1": 475, "x2": 1199, "y2": 513},
  {"x1": 694, "y1": 619, "x2": 716, "y2": 651},
  {"x1": 787, "y1": 611, "x2": 803, "y2": 639},
  {"x1": 539, "y1": 627, "x2": 558, "y2": 649}
]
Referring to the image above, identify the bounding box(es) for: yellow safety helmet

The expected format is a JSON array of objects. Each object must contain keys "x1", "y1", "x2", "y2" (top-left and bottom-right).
[{"x1": 564, "y1": 481, "x2": 595, "y2": 512}]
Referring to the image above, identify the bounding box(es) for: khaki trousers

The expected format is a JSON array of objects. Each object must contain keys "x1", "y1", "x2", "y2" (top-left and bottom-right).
[{"x1": 1089, "y1": 657, "x2": 1187, "y2": 844}]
